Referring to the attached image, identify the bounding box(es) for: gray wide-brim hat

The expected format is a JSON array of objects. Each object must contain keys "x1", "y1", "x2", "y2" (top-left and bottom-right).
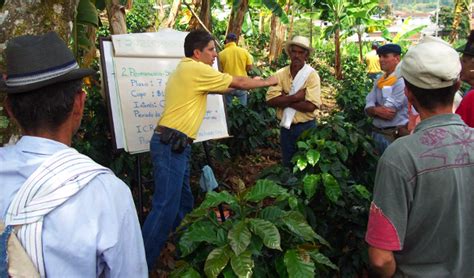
[{"x1": 0, "y1": 31, "x2": 95, "y2": 94}]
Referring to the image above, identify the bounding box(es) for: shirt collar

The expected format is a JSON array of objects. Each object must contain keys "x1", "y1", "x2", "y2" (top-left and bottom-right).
[
  {"x1": 15, "y1": 136, "x2": 69, "y2": 155},
  {"x1": 224, "y1": 42, "x2": 237, "y2": 49},
  {"x1": 413, "y1": 113, "x2": 467, "y2": 134}
]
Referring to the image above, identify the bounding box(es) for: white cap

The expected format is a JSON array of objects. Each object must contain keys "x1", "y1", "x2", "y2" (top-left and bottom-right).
[{"x1": 400, "y1": 36, "x2": 461, "y2": 89}]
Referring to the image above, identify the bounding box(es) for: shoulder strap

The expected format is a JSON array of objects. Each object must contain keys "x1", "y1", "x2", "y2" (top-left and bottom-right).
[{"x1": 5, "y1": 148, "x2": 111, "y2": 277}]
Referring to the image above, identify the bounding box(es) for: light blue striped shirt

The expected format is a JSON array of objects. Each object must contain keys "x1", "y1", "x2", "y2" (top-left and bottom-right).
[
  {"x1": 365, "y1": 75, "x2": 408, "y2": 128},
  {"x1": 0, "y1": 136, "x2": 147, "y2": 277}
]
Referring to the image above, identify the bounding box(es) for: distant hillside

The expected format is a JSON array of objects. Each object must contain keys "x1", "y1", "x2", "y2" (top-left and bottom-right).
[{"x1": 391, "y1": 0, "x2": 454, "y2": 13}]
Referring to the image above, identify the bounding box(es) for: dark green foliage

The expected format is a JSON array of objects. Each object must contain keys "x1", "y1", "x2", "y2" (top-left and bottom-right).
[
  {"x1": 223, "y1": 87, "x2": 279, "y2": 157},
  {"x1": 126, "y1": 1, "x2": 158, "y2": 33},
  {"x1": 335, "y1": 56, "x2": 373, "y2": 125},
  {"x1": 172, "y1": 180, "x2": 336, "y2": 277},
  {"x1": 260, "y1": 113, "x2": 378, "y2": 277}
]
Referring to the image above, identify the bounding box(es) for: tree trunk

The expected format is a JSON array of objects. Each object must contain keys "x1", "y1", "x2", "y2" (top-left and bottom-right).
[
  {"x1": 105, "y1": 0, "x2": 127, "y2": 34},
  {"x1": 286, "y1": 0, "x2": 294, "y2": 40},
  {"x1": 0, "y1": 0, "x2": 80, "y2": 45},
  {"x1": 357, "y1": 32, "x2": 363, "y2": 63},
  {"x1": 161, "y1": 0, "x2": 181, "y2": 29},
  {"x1": 0, "y1": 0, "x2": 81, "y2": 145},
  {"x1": 226, "y1": 0, "x2": 249, "y2": 38},
  {"x1": 199, "y1": 0, "x2": 212, "y2": 32},
  {"x1": 335, "y1": 28, "x2": 342, "y2": 80},
  {"x1": 188, "y1": 0, "x2": 201, "y2": 30},
  {"x1": 268, "y1": 14, "x2": 286, "y2": 63}
]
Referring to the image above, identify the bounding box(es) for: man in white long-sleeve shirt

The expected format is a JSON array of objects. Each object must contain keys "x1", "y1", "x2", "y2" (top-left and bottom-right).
[{"x1": 0, "y1": 32, "x2": 147, "y2": 277}]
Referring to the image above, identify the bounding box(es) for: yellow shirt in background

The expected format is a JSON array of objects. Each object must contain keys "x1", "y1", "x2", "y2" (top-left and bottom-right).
[
  {"x1": 266, "y1": 66, "x2": 321, "y2": 124},
  {"x1": 159, "y1": 58, "x2": 233, "y2": 139},
  {"x1": 218, "y1": 42, "x2": 253, "y2": 77},
  {"x1": 365, "y1": 50, "x2": 381, "y2": 74}
]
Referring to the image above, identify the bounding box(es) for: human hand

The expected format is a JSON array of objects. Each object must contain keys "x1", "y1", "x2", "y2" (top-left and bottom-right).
[
  {"x1": 375, "y1": 106, "x2": 396, "y2": 120},
  {"x1": 293, "y1": 89, "x2": 306, "y2": 101},
  {"x1": 264, "y1": 75, "x2": 278, "y2": 86}
]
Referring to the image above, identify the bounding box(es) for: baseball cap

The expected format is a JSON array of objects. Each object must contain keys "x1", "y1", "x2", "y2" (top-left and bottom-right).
[{"x1": 400, "y1": 36, "x2": 461, "y2": 89}]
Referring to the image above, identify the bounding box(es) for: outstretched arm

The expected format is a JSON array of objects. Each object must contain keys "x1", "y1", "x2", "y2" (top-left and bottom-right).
[{"x1": 230, "y1": 75, "x2": 278, "y2": 90}]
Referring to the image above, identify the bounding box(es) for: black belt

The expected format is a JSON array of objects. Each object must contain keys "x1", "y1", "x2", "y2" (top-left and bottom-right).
[
  {"x1": 155, "y1": 125, "x2": 193, "y2": 144},
  {"x1": 372, "y1": 126, "x2": 397, "y2": 131}
]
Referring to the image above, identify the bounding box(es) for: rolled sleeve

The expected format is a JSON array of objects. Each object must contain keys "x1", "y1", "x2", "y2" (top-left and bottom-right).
[
  {"x1": 365, "y1": 85, "x2": 377, "y2": 110},
  {"x1": 383, "y1": 78, "x2": 406, "y2": 110}
]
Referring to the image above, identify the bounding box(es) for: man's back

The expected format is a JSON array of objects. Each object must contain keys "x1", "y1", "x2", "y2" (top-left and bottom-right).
[
  {"x1": 365, "y1": 49, "x2": 381, "y2": 74},
  {"x1": 219, "y1": 42, "x2": 252, "y2": 77},
  {"x1": 0, "y1": 136, "x2": 147, "y2": 277},
  {"x1": 367, "y1": 114, "x2": 474, "y2": 276}
]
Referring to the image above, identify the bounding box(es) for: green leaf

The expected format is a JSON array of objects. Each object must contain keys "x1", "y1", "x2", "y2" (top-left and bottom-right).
[
  {"x1": 306, "y1": 149, "x2": 320, "y2": 166},
  {"x1": 230, "y1": 250, "x2": 254, "y2": 278},
  {"x1": 308, "y1": 251, "x2": 338, "y2": 271},
  {"x1": 170, "y1": 263, "x2": 202, "y2": 278},
  {"x1": 303, "y1": 174, "x2": 320, "y2": 199},
  {"x1": 296, "y1": 157, "x2": 308, "y2": 171},
  {"x1": 77, "y1": 0, "x2": 99, "y2": 27},
  {"x1": 204, "y1": 246, "x2": 231, "y2": 278},
  {"x1": 228, "y1": 221, "x2": 251, "y2": 255},
  {"x1": 178, "y1": 231, "x2": 202, "y2": 257},
  {"x1": 262, "y1": 0, "x2": 289, "y2": 24},
  {"x1": 288, "y1": 196, "x2": 298, "y2": 210},
  {"x1": 243, "y1": 179, "x2": 288, "y2": 202},
  {"x1": 95, "y1": 0, "x2": 106, "y2": 10},
  {"x1": 322, "y1": 173, "x2": 341, "y2": 203},
  {"x1": 281, "y1": 212, "x2": 316, "y2": 241},
  {"x1": 284, "y1": 249, "x2": 315, "y2": 278},
  {"x1": 259, "y1": 206, "x2": 285, "y2": 222},
  {"x1": 200, "y1": 191, "x2": 238, "y2": 209},
  {"x1": 248, "y1": 219, "x2": 281, "y2": 250},
  {"x1": 297, "y1": 141, "x2": 309, "y2": 149},
  {"x1": 183, "y1": 221, "x2": 219, "y2": 245},
  {"x1": 353, "y1": 184, "x2": 371, "y2": 200},
  {"x1": 179, "y1": 207, "x2": 208, "y2": 227}
]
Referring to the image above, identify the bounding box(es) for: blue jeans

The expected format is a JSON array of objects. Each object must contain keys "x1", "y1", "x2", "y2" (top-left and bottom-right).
[
  {"x1": 280, "y1": 120, "x2": 316, "y2": 167},
  {"x1": 142, "y1": 132, "x2": 194, "y2": 269},
  {"x1": 371, "y1": 131, "x2": 392, "y2": 155},
  {"x1": 225, "y1": 90, "x2": 248, "y2": 106}
]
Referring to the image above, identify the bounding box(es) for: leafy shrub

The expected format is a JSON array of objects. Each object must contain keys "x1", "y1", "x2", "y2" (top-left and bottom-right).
[
  {"x1": 223, "y1": 87, "x2": 279, "y2": 157},
  {"x1": 295, "y1": 113, "x2": 377, "y2": 276},
  {"x1": 172, "y1": 179, "x2": 337, "y2": 277},
  {"x1": 335, "y1": 56, "x2": 372, "y2": 125},
  {"x1": 261, "y1": 113, "x2": 378, "y2": 277},
  {"x1": 126, "y1": 1, "x2": 158, "y2": 33}
]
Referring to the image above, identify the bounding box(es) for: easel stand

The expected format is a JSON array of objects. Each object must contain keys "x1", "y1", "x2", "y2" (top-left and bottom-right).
[{"x1": 202, "y1": 141, "x2": 227, "y2": 223}]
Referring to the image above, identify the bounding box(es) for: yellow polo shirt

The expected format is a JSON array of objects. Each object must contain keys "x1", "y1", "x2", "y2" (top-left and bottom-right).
[
  {"x1": 159, "y1": 58, "x2": 233, "y2": 139},
  {"x1": 218, "y1": 42, "x2": 253, "y2": 77},
  {"x1": 365, "y1": 50, "x2": 381, "y2": 74},
  {"x1": 266, "y1": 66, "x2": 321, "y2": 124}
]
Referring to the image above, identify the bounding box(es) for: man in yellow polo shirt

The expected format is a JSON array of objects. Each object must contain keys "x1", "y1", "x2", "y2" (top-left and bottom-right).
[
  {"x1": 365, "y1": 43, "x2": 382, "y2": 82},
  {"x1": 266, "y1": 36, "x2": 321, "y2": 167},
  {"x1": 142, "y1": 29, "x2": 278, "y2": 269},
  {"x1": 218, "y1": 33, "x2": 254, "y2": 106}
]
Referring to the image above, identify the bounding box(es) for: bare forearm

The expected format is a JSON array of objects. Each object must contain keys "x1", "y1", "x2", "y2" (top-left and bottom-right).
[
  {"x1": 289, "y1": 101, "x2": 317, "y2": 112},
  {"x1": 267, "y1": 94, "x2": 300, "y2": 108},
  {"x1": 231, "y1": 76, "x2": 276, "y2": 90}
]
